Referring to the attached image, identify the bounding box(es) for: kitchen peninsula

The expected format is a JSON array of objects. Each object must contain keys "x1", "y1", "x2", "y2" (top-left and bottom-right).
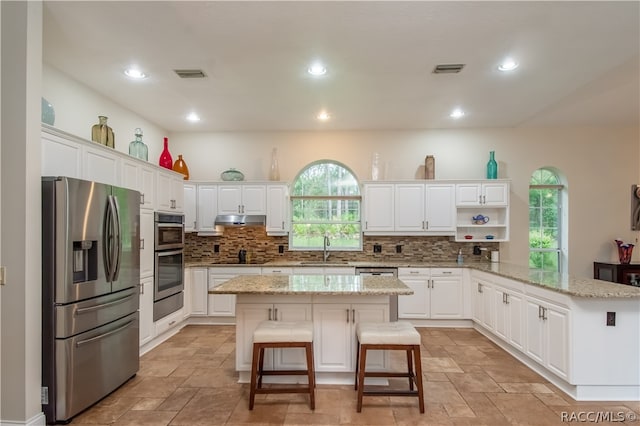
[{"x1": 210, "y1": 274, "x2": 412, "y2": 384}]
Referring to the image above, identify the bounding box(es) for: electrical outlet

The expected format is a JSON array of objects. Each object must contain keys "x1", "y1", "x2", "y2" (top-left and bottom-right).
[
  {"x1": 278, "y1": 245, "x2": 284, "y2": 254},
  {"x1": 213, "y1": 244, "x2": 220, "y2": 253},
  {"x1": 373, "y1": 244, "x2": 382, "y2": 253},
  {"x1": 606, "y1": 312, "x2": 616, "y2": 326},
  {"x1": 395, "y1": 245, "x2": 402, "y2": 254}
]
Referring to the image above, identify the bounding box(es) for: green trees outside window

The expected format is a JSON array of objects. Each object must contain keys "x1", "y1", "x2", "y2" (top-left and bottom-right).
[
  {"x1": 529, "y1": 169, "x2": 563, "y2": 271},
  {"x1": 290, "y1": 161, "x2": 362, "y2": 250}
]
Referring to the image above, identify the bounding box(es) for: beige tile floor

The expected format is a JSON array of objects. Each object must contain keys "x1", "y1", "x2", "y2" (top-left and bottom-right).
[{"x1": 71, "y1": 325, "x2": 640, "y2": 425}]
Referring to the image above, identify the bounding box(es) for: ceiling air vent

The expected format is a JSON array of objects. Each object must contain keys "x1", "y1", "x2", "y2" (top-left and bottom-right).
[
  {"x1": 432, "y1": 64, "x2": 465, "y2": 74},
  {"x1": 174, "y1": 69, "x2": 207, "y2": 79}
]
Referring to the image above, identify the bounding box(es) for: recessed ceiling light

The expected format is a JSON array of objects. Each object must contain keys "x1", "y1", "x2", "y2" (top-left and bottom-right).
[
  {"x1": 317, "y1": 111, "x2": 331, "y2": 121},
  {"x1": 498, "y1": 58, "x2": 519, "y2": 72},
  {"x1": 186, "y1": 112, "x2": 200, "y2": 122},
  {"x1": 124, "y1": 67, "x2": 147, "y2": 79},
  {"x1": 450, "y1": 108, "x2": 465, "y2": 119},
  {"x1": 308, "y1": 63, "x2": 327, "y2": 76}
]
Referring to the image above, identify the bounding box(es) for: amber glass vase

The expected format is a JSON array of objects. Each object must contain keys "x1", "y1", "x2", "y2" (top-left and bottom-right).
[{"x1": 172, "y1": 155, "x2": 189, "y2": 180}]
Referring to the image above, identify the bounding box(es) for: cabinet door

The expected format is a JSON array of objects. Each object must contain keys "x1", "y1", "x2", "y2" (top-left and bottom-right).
[
  {"x1": 456, "y1": 184, "x2": 482, "y2": 206},
  {"x1": 507, "y1": 292, "x2": 524, "y2": 351},
  {"x1": 197, "y1": 184, "x2": 218, "y2": 232},
  {"x1": 156, "y1": 171, "x2": 174, "y2": 211},
  {"x1": 395, "y1": 183, "x2": 425, "y2": 232},
  {"x1": 184, "y1": 184, "x2": 197, "y2": 232},
  {"x1": 524, "y1": 299, "x2": 545, "y2": 365},
  {"x1": 493, "y1": 288, "x2": 509, "y2": 341},
  {"x1": 425, "y1": 184, "x2": 455, "y2": 232},
  {"x1": 120, "y1": 159, "x2": 139, "y2": 191},
  {"x1": 266, "y1": 185, "x2": 288, "y2": 234},
  {"x1": 218, "y1": 185, "x2": 242, "y2": 214},
  {"x1": 481, "y1": 283, "x2": 496, "y2": 330},
  {"x1": 83, "y1": 145, "x2": 119, "y2": 185},
  {"x1": 430, "y1": 276, "x2": 464, "y2": 319},
  {"x1": 42, "y1": 133, "x2": 82, "y2": 178},
  {"x1": 313, "y1": 304, "x2": 353, "y2": 372},
  {"x1": 139, "y1": 165, "x2": 155, "y2": 209},
  {"x1": 273, "y1": 304, "x2": 313, "y2": 370},
  {"x1": 363, "y1": 184, "x2": 394, "y2": 232},
  {"x1": 483, "y1": 183, "x2": 508, "y2": 206},
  {"x1": 235, "y1": 303, "x2": 272, "y2": 371},
  {"x1": 353, "y1": 304, "x2": 390, "y2": 371},
  {"x1": 190, "y1": 268, "x2": 208, "y2": 316},
  {"x1": 139, "y1": 277, "x2": 154, "y2": 346},
  {"x1": 472, "y1": 281, "x2": 484, "y2": 323},
  {"x1": 397, "y1": 276, "x2": 429, "y2": 319},
  {"x1": 545, "y1": 304, "x2": 569, "y2": 379},
  {"x1": 208, "y1": 275, "x2": 237, "y2": 317},
  {"x1": 172, "y1": 176, "x2": 185, "y2": 211},
  {"x1": 242, "y1": 185, "x2": 266, "y2": 214},
  {"x1": 139, "y1": 210, "x2": 154, "y2": 278}
]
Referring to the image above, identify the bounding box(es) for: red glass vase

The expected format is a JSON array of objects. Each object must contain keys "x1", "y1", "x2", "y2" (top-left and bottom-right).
[{"x1": 159, "y1": 137, "x2": 173, "y2": 169}]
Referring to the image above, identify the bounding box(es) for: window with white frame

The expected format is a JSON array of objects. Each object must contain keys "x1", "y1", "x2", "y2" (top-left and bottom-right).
[
  {"x1": 529, "y1": 168, "x2": 564, "y2": 271},
  {"x1": 289, "y1": 161, "x2": 362, "y2": 250}
]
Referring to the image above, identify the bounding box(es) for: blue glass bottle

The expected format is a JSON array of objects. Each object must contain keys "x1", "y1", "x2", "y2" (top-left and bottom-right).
[{"x1": 486, "y1": 151, "x2": 498, "y2": 179}]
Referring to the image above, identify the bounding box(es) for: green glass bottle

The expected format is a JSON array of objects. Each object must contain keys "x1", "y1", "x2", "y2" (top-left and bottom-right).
[{"x1": 486, "y1": 151, "x2": 498, "y2": 179}]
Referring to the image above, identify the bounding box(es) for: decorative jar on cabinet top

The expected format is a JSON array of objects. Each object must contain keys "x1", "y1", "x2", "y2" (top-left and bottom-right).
[
  {"x1": 486, "y1": 151, "x2": 498, "y2": 179},
  {"x1": 128, "y1": 128, "x2": 148, "y2": 161}
]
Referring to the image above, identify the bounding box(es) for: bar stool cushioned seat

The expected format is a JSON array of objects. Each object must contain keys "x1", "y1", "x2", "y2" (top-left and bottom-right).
[
  {"x1": 355, "y1": 321, "x2": 424, "y2": 413},
  {"x1": 249, "y1": 320, "x2": 315, "y2": 410}
]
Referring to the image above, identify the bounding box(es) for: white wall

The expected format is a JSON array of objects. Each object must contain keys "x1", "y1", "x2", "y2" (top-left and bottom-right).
[
  {"x1": 42, "y1": 66, "x2": 640, "y2": 278},
  {"x1": 43, "y1": 64, "x2": 169, "y2": 161},
  {"x1": 169, "y1": 127, "x2": 640, "y2": 277}
]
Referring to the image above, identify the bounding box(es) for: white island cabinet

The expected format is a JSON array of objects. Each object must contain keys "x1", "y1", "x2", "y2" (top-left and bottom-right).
[{"x1": 211, "y1": 274, "x2": 410, "y2": 384}]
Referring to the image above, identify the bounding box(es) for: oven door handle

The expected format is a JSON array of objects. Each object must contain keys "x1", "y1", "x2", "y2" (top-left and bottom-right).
[
  {"x1": 156, "y1": 224, "x2": 184, "y2": 228},
  {"x1": 156, "y1": 249, "x2": 184, "y2": 257}
]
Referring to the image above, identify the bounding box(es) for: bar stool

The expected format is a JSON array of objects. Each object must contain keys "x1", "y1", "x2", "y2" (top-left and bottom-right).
[
  {"x1": 354, "y1": 321, "x2": 424, "y2": 413},
  {"x1": 249, "y1": 320, "x2": 315, "y2": 410}
]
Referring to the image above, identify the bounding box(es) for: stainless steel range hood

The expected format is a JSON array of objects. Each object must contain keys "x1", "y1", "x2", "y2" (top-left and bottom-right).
[{"x1": 214, "y1": 214, "x2": 266, "y2": 227}]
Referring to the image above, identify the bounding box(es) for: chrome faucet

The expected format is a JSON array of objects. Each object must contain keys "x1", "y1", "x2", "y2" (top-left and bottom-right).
[{"x1": 323, "y1": 233, "x2": 331, "y2": 262}]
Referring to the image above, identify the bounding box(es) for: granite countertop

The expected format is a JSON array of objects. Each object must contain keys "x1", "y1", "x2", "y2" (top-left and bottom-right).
[
  {"x1": 190, "y1": 260, "x2": 640, "y2": 298},
  {"x1": 208, "y1": 274, "x2": 413, "y2": 296}
]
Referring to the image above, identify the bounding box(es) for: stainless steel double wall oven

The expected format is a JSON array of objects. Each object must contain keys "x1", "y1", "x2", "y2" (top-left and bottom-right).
[{"x1": 154, "y1": 212, "x2": 185, "y2": 320}]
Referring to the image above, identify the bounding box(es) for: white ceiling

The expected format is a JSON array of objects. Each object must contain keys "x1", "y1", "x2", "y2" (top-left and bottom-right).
[{"x1": 43, "y1": 1, "x2": 640, "y2": 132}]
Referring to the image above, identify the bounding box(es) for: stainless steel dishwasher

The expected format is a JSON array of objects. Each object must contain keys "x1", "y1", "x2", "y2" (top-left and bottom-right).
[{"x1": 355, "y1": 267, "x2": 399, "y2": 321}]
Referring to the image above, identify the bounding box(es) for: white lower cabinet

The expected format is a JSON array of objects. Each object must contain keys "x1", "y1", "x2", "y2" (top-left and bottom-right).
[
  {"x1": 208, "y1": 267, "x2": 261, "y2": 316},
  {"x1": 472, "y1": 279, "x2": 496, "y2": 331},
  {"x1": 313, "y1": 300, "x2": 389, "y2": 372},
  {"x1": 139, "y1": 276, "x2": 154, "y2": 346},
  {"x1": 189, "y1": 268, "x2": 209, "y2": 316},
  {"x1": 398, "y1": 268, "x2": 463, "y2": 319},
  {"x1": 140, "y1": 210, "x2": 154, "y2": 278},
  {"x1": 235, "y1": 300, "x2": 312, "y2": 371},
  {"x1": 524, "y1": 296, "x2": 570, "y2": 380}
]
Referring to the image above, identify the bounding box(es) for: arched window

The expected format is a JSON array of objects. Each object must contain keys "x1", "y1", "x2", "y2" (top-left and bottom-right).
[
  {"x1": 529, "y1": 168, "x2": 565, "y2": 272},
  {"x1": 290, "y1": 161, "x2": 362, "y2": 250}
]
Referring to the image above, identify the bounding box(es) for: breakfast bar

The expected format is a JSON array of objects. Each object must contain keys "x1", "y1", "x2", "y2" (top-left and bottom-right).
[{"x1": 210, "y1": 274, "x2": 413, "y2": 384}]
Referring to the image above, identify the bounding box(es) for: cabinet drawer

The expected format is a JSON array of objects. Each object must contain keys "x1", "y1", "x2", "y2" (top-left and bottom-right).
[
  {"x1": 155, "y1": 308, "x2": 184, "y2": 335},
  {"x1": 399, "y1": 268, "x2": 429, "y2": 277},
  {"x1": 431, "y1": 268, "x2": 462, "y2": 277}
]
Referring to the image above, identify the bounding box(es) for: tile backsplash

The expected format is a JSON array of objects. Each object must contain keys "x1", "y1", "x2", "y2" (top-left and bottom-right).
[{"x1": 185, "y1": 227, "x2": 498, "y2": 264}]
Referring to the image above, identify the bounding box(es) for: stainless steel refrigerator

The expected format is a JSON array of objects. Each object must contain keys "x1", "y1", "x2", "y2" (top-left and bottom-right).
[{"x1": 42, "y1": 177, "x2": 141, "y2": 424}]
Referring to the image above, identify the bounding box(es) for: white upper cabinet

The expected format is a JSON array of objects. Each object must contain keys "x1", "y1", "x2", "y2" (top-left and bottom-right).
[
  {"x1": 41, "y1": 130, "x2": 82, "y2": 179},
  {"x1": 218, "y1": 184, "x2": 266, "y2": 215},
  {"x1": 196, "y1": 184, "x2": 218, "y2": 232},
  {"x1": 363, "y1": 183, "x2": 395, "y2": 232},
  {"x1": 456, "y1": 182, "x2": 508, "y2": 206},
  {"x1": 156, "y1": 170, "x2": 185, "y2": 212},
  {"x1": 365, "y1": 182, "x2": 455, "y2": 235},
  {"x1": 83, "y1": 144, "x2": 120, "y2": 185},
  {"x1": 266, "y1": 184, "x2": 289, "y2": 234}
]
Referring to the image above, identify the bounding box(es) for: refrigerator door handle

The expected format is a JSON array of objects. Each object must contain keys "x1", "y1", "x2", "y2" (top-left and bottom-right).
[
  {"x1": 103, "y1": 199, "x2": 114, "y2": 282},
  {"x1": 110, "y1": 195, "x2": 122, "y2": 281},
  {"x1": 75, "y1": 320, "x2": 135, "y2": 347},
  {"x1": 74, "y1": 294, "x2": 136, "y2": 315}
]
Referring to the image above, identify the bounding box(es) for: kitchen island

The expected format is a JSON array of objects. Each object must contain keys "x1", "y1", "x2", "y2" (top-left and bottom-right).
[{"x1": 210, "y1": 274, "x2": 412, "y2": 384}]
